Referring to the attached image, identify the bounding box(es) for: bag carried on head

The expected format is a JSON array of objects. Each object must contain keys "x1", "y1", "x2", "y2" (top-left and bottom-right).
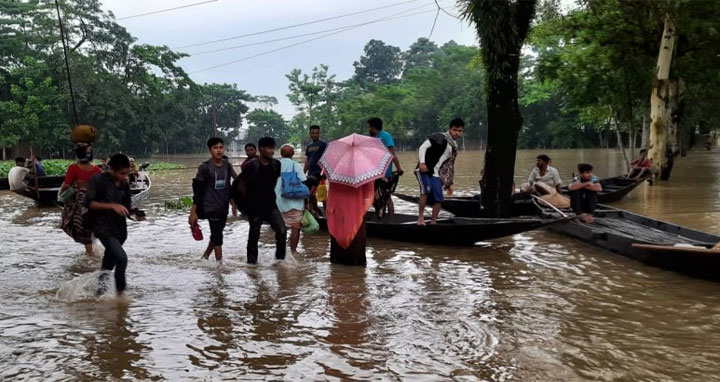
[{"x1": 281, "y1": 162, "x2": 310, "y2": 199}]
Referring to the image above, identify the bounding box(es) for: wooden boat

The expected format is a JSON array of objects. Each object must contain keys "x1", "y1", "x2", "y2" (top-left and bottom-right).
[
  {"x1": 12, "y1": 169, "x2": 151, "y2": 206},
  {"x1": 395, "y1": 174, "x2": 649, "y2": 218},
  {"x1": 0, "y1": 175, "x2": 65, "y2": 191},
  {"x1": 534, "y1": 201, "x2": 720, "y2": 280},
  {"x1": 316, "y1": 211, "x2": 567, "y2": 246}
]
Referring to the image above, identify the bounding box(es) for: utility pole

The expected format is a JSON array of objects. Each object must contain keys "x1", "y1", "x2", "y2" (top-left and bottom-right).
[{"x1": 212, "y1": 89, "x2": 218, "y2": 137}]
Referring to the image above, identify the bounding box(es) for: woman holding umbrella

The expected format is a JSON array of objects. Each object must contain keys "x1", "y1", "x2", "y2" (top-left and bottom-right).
[{"x1": 319, "y1": 133, "x2": 393, "y2": 266}]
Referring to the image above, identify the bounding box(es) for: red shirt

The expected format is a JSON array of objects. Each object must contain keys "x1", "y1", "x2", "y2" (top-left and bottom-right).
[{"x1": 64, "y1": 163, "x2": 102, "y2": 188}]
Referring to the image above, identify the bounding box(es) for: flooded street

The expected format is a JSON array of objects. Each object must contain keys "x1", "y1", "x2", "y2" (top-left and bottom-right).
[{"x1": 2, "y1": 149, "x2": 720, "y2": 381}]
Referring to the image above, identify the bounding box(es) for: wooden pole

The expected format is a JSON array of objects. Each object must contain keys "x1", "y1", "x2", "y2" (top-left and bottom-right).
[{"x1": 29, "y1": 146, "x2": 40, "y2": 200}]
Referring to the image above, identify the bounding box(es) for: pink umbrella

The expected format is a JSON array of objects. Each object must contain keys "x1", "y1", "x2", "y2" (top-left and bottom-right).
[
  {"x1": 319, "y1": 133, "x2": 391, "y2": 249},
  {"x1": 319, "y1": 133, "x2": 392, "y2": 188}
]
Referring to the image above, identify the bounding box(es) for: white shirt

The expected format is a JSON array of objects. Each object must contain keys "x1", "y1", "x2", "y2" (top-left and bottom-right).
[
  {"x1": 8, "y1": 166, "x2": 30, "y2": 191},
  {"x1": 418, "y1": 140, "x2": 453, "y2": 178},
  {"x1": 528, "y1": 165, "x2": 561, "y2": 187}
]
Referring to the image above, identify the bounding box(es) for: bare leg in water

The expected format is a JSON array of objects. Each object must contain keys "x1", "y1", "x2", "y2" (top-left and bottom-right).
[
  {"x1": 202, "y1": 242, "x2": 222, "y2": 262},
  {"x1": 84, "y1": 243, "x2": 94, "y2": 256},
  {"x1": 289, "y1": 225, "x2": 301, "y2": 255}
]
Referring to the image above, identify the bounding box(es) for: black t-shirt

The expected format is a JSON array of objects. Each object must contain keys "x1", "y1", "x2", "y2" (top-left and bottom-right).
[
  {"x1": 305, "y1": 140, "x2": 327, "y2": 176},
  {"x1": 241, "y1": 158, "x2": 281, "y2": 217},
  {"x1": 84, "y1": 172, "x2": 132, "y2": 242},
  {"x1": 193, "y1": 160, "x2": 236, "y2": 219}
]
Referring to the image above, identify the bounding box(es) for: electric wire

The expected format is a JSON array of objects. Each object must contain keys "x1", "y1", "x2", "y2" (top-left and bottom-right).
[
  {"x1": 176, "y1": 0, "x2": 422, "y2": 49},
  {"x1": 54, "y1": 0, "x2": 78, "y2": 126},
  {"x1": 187, "y1": 1, "x2": 441, "y2": 56},
  {"x1": 189, "y1": 6, "x2": 451, "y2": 74},
  {"x1": 117, "y1": 0, "x2": 219, "y2": 21}
]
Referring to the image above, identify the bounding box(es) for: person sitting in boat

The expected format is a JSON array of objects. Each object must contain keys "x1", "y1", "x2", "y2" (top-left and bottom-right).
[
  {"x1": 60, "y1": 144, "x2": 102, "y2": 256},
  {"x1": 522, "y1": 154, "x2": 562, "y2": 194},
  {"x1": 626, "y1": 149, "x2": 653, "y2": 179},
  {"x1": 32, "y1": 156, "x2": 46, "y2": 177},
  {"x1": 568, "y1": 163, "x2": 603, "y2": 223},
  {"x1": 416, "y1": 118, "x2": 465, "y2": 225},
  {"x1": 128, "y1": 157, "x2": 140, "y2": 185},
  {"x1": 8, "y1": 157, "x2": 30, "y2": 191}
]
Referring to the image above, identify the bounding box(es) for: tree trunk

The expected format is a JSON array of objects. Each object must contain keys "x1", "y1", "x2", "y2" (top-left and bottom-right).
[
  {"x1": 480, "y1": 57, "x2": 523, "y2": 218},
  {"x1": 641, "y1": 107, "x2": 650, "y2": 149},
  {"x1": 648, "y1": 15, "x2": 677, "y2": 182},
  {"x1": 613, "y1": 117, "x2": 630, "y2": 172}
]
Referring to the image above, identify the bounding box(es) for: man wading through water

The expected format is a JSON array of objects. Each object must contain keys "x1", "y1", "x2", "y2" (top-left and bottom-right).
[
  {"x1": 85, "y1": 153, "x2": 145, "y2": 300},
  {"x1": 189, "y1": 137, "x2": 238, "y2": 264},
  {"x1": 237, "y1": 137, "x2": 286, "y2": 264}
]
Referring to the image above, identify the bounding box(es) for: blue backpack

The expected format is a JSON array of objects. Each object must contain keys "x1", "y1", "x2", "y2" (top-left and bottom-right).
[{"x1": 281, "y1": 162, "x2": 310, "y2": 199}]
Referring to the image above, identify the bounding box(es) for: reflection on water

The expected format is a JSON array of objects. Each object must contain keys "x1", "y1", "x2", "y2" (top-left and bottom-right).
[{"x1": 1, "y1": 149, "x2": 720, "y2": 381}]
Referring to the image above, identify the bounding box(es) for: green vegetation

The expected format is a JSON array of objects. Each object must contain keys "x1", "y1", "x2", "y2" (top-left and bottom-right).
[
  {"x1": 0, "y1": 159, "x2": 72, "y2": 177},
  {"x1": 164, "y1": 196, "x2": 193, "y2": 210},
  {"x1": 0, "y1": 160, "x2": 183, "y2": 177},
  {"x1": 147, "y1": 162, "x2": 184, "y2": 172}
]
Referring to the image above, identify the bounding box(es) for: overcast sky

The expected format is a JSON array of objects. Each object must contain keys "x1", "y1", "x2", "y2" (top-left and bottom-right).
[{"x1": 101, "y1": 0, "x2": 478, "y2": 119}]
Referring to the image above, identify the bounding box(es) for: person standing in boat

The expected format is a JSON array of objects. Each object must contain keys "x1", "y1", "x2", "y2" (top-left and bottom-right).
[
  {"x1": 368, "y1": 117, "x2": 404, "y2": 219},
  {"x1": 85, "y1": 153, "x2": 145, "y2": 300},
  {"x1": 7, "y1": 157, "x2": 30, "y2": 191},
  {"x1": 415, "y1": 118, "x2": 465, "y2": 225},
  {"x1": 60, "y1": 144, "x2": 102, "y2": 256},
  {"x1": 189, "y1": 137, "x2": 238, "y2": 263},
  {"x1": 523, "y1": 154, "x2": 562, "y2": 194},
  {"x1": 568, "y1": 163, "x2": 603, "y2": 223}
]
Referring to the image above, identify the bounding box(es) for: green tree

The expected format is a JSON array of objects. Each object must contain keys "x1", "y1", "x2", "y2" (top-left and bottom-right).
[
  {"x1": 353, "y1": 39, "x2": 403, "y2": 87},
  {"x1": 246, "y1": 109, "x2": 290, "y2": 147},
  {"x1": 461, "y1": 0, "x2": 538, "y2": 218}
]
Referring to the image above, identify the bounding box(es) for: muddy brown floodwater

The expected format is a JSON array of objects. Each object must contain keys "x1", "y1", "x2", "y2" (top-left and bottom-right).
[{"x1": 1, "y1": 149, "x2": 719, "y2": 381}]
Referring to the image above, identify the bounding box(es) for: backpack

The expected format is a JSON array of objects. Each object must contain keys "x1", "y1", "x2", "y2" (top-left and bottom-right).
[
  {"x1": 231, "y1": 158, "x2": 281, "y2": 208},
  {"x1": 281, "y1": 161, "x2": 310, "y2": 199}
]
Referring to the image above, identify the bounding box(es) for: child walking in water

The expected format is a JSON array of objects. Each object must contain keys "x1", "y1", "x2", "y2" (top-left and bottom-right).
[
  {"x1": 189, "y1": 137, "x2": 237, "y2": 263},
  {"x1": 85, "y1": 153, "x2": 145, "y2": 300}
]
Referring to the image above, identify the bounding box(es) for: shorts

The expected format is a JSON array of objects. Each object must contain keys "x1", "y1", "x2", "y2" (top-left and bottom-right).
[
  {"x1": 416, "y1": 170, "x2": 444, "y2": 203},
  {"x1": 208, "y1": 217, "x2": 227, "y2": 246},
  {"x1": 281, "y1": 209, "x2": 303, "y2": 228}
]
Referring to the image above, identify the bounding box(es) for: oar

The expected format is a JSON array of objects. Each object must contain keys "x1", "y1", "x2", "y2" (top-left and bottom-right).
[{"x1": 531, "y1": 194, "x2": 569, "y2": 218}]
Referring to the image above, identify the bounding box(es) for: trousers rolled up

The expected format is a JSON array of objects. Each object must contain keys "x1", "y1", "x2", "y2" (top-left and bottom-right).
[
  {"x1": 98, "y1": 236, "x2": 128, "y2": 293},
  {"x1": 247, "y1": 208, "x2": 286, "y2": 263},
  {"x1": 570, "y1": 188, "x2": 597, "y2": 215}
]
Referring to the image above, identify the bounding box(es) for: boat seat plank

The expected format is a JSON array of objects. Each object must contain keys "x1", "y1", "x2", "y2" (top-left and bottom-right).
[{"x1": 592, "y1": 217, "x2": 708, "y2": 246}]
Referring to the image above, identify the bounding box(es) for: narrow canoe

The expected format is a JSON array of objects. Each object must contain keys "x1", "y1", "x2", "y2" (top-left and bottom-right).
[{"x1": 317, "y1": 212, "x2": 567, "y2": 246}]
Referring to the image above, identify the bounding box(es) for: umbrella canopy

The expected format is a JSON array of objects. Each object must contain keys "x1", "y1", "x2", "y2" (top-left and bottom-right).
[{"x1": 319, "y1": 133, "x2": 392, "y2": 188}]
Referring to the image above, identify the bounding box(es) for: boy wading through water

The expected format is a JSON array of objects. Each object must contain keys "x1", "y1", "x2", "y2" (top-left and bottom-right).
[
  {"x1": 568, "y1": 163, "x2": 603, "y2": 223},
  {"x1": 275, "y1": 144, "x2": 307, "y2": 255},
  {"x1": 416, "y1": 118, "x2": 464, "y2": 225},
  {"x1": 189, "y1": 137, "x2": 238, "y2": 263},
  {"x1": 85, "y1": 153, "x2": 145, "y2": 300},
  {"x1": 237, "y1": 137, "x2": 286, "y2": 264}
]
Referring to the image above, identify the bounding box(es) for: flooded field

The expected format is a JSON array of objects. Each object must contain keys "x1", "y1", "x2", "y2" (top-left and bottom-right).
[{"x1": 1, "y1": 149, "x2": 719, "y2": 381}]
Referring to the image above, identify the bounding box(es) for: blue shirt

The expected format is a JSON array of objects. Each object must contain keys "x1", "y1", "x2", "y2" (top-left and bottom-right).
[
  {"x1": 305, "y1": 140, "x2": 327, "y2": 177},
  {"x1": 275, "y1": 158, "x2": 307, "y2": 212},
  {"x1": 377, "y1": 130, "x2": 395, "y2": 177}
]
